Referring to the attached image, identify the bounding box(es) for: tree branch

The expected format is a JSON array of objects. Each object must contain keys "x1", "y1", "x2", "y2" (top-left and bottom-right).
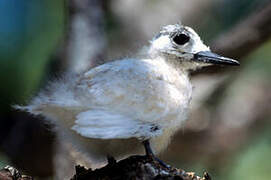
[
  {"x1": 71, "y1": 156, "x2": 211, "y2": 180},
  {"x1": 0, "y1": 166, "x2": 33, "y2": 180}
]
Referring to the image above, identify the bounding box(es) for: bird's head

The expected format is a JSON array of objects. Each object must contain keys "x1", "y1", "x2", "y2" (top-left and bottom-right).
[{"x1": 149, "y1": 24, "x2": 239, "y2": 70}]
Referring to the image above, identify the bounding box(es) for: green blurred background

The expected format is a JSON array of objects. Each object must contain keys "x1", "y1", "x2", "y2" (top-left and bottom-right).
[{"x1": 0, "y1": 0, "x2": 270, "y2": 179}]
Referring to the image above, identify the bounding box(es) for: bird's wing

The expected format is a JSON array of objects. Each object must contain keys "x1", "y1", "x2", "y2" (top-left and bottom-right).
[{"x1": 71, "y1": 109, "x2": 163, "y2": 139}]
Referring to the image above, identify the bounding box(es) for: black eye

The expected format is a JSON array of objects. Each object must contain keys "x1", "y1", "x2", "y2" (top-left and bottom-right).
[{"x1": 172, "y1": 33, "x2": 190, "y2": 45}]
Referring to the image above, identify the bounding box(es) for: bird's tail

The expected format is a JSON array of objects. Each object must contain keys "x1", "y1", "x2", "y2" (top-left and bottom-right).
[{"x1": 12, "y1": 103, "x2": 44, "y2": 116}]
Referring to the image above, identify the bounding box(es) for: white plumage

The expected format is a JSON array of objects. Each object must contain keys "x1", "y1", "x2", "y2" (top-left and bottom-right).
[{"x1": 15, "y1": 24, "x2": 238, "y2": 163}]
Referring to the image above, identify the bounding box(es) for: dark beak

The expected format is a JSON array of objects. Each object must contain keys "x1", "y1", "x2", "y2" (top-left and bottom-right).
[{"x1": 194, "y1": 51, "x2": 240, "y2": 66}]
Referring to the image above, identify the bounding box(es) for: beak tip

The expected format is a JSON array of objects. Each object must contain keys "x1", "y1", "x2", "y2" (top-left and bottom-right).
[{"x1": 230, "y1": 59, "x2": 240, "y2": 66}]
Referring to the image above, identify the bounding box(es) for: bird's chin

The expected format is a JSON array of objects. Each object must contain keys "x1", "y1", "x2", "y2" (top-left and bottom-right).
[
  {"x1": 176, "y1": 61, "x2": 210, "y2": 71},
  {"x1": 182, "y1": 62, "x2": 208, "y2": 71},
  {"x1": 162, "y1": 52, "x2": 216, "y2": 71}
]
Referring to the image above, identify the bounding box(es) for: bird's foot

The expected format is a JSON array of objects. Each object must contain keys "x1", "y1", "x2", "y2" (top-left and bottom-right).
[
  {"x1": 153, "y1": 156, "x2": 171, "y2": 169},
  {"x1": 143, "y1": 140, "x2": 171, "y2": 169}
]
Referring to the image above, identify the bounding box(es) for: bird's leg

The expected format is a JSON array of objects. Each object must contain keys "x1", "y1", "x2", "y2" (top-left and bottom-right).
[
  {"x1": 143, "y1": 140, "x2": 153, "y2": 157},
  {"x1": 142, "y1": 140, "x2": 171, "y2": 169}
]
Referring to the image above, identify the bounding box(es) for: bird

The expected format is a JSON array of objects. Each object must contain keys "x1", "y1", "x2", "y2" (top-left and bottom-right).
[{"x1": 15, "y1": 24, "x2": 239, "y2": 167}]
